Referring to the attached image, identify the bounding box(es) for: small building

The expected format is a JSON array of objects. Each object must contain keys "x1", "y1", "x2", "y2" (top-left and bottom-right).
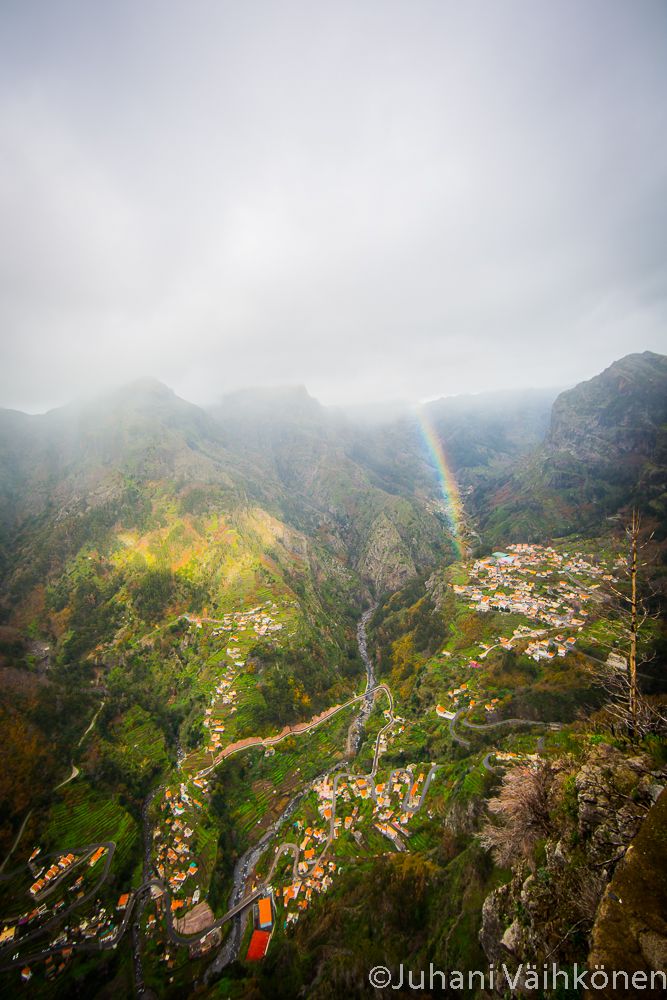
[
  {"x1": 246, "y1": 929, "x2": 272, "y2": 961},
  {"x1": 257, "y1": 895, "x2": 273, "y2": 930},
  {"x1": 89, "y1": 846, "x2": 106, "y2": 867}
]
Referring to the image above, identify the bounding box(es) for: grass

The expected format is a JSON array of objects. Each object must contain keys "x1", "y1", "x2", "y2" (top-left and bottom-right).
[
  {"x1": 192, "y1": 820, "x2": 218, "y2": 891},
  {"x1": 43, "y1": 782, "x2": 139, "y2": 875},
  {"x1": 110, "y1": 705, "x2": 170, "y2": 776},
  {"x1": 226, "y1": 704, "x2": 356, "y2": 842},
  {"x1": 0, "y1": 867, "x2": 33, "y2": 914}
]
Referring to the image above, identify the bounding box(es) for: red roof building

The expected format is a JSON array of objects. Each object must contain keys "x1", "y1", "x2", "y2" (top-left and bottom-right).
[{"x1": 246, "y1": 929, "x2": 272, "y2": 961}]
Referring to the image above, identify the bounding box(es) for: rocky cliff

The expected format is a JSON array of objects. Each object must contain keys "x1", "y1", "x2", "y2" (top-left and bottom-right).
[
  {"x1": 479, "y1": 744, "x2": 667, "y2": 994},
  {"x1": 547, "y1": 352, "x2": 667, "y2": 465},
  {"x1": 586, "y1": 787, "x2": 667, "y2": 999},
  {"x1": 479, "y1": 351, "x2": 667, "y2": 543}
]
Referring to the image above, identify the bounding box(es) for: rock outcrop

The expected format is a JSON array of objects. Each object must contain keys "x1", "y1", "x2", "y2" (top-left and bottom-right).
[
  {"x1": 547, "y1": 351, "x2": 667, "y2": 467},
  {"x1": 357, "y1": 510, "x2": 416, "y2": 593},
  {"x1": 585, "y1": 787, "x2": 667, "y2": 999},
  {"x1": 543, "y1": 351, "x2": 667, "y2": 510},
  {"x1": 479, "y1": 745, "x2": 666, "y2": 995}
]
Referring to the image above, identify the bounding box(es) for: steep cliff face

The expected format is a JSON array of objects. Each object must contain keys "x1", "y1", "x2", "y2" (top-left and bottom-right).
[
  {"x1": 538, "y1": 353, "x2": 667, "y2": 537},
  {"x1": 479, "y1": 745, "x2": 666, "y2": 994},
  {"x1": 208, "y1": 385, "x2": 456, "y2": 592},
  {"x1": 423, "y1": 388, "x2": 556, "y2": 482},
  {"x1": 357, "y1": 510, "x2": 416, "y2": 593},
  {"x1": 547, "y1": 352, "x2": 667, "y2": 464},
  {"x1": 0, "y1": 382, "x2": 456, "y2": 616},
  {"x1": 479, "y1": 352, "x2": 667, "y2": 543},
  {"x1": 586, "y1": 788, "x2": 667, "y2": 999}
]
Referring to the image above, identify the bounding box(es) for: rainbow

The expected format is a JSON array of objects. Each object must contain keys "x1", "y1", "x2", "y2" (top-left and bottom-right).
[{"x1": 415, "y1": 406, "x2": 466, "y2": 559}]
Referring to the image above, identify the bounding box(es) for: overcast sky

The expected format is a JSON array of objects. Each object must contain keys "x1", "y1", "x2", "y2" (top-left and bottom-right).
[{"x1": 1, "y1": 1, "x2": 666, "y2": 412}]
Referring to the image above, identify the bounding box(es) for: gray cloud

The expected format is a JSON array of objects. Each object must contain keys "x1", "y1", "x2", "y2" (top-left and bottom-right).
[{"x1": 1, "y1": 0, "x2": 666, "y2": 412}]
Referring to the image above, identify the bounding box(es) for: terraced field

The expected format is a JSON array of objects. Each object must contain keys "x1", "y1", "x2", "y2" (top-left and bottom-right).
[
  {"x1": 226, "y1": 704, "x2": 357, "y2": 841},
  {"x1": 44, "y1": 784, "x2": 139, "y2": 872},
  {"x1": 109, "y1": 706, "x2": 170, "y2": 776}
]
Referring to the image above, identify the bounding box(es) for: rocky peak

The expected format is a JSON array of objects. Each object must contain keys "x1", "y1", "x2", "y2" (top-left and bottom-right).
[{"x1": 547, "y1": 351, "x2": 667, "y2": 465}]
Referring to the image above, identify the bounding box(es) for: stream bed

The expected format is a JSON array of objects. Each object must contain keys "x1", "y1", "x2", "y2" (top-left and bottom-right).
[{"x1": 206, "y1": 606, "x2": 376, "y2": 978}]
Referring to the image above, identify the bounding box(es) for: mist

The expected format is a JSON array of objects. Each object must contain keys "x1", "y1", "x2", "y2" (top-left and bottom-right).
[{"x1": 1, "y1": 0, "x2": 666, "y2": 413}]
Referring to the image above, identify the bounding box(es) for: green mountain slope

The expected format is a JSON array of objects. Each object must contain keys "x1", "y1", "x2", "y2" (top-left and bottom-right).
[
  {"x1": 208, "y1": 386, "x2": 456, "y2": 591},
  {"x1": 477, "y1": 352, "x2": 667, "y2": 545},
  {"x1": 0, "y1": 354, "x2": 664, "y2": 999}
]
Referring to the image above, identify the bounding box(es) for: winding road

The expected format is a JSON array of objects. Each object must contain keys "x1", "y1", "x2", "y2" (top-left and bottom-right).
[
  {"x1": 0, "y1": 811, "x2": 33, "y2": 877},
  {"x1": 0, "y1": 609, "x2": 432, "y2": 980},
  {"x1": 448, "y1": 707, "x2": 561, "y2": 749},
  {"x1": 0, "y1": 699, "x2": 109, "y2": 877}
]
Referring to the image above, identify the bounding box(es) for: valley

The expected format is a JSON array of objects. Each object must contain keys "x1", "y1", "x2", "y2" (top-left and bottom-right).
[
  {"x1": 2, "y1": 0, "x2": 666, "y2": 992},
  {"x1": 0, "y1": 533, "x2": 652, "y2": 997},
  {"x1": 0, "y1": 352, "x2": 665, "y2": 998}
]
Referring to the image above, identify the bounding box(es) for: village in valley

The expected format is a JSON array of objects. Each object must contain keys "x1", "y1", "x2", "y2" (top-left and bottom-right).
[
  {"x1": 434, "y1": 543, "x2": 621, "y2": 721},
  {"x1": 0, "y1": 540, "x2": 626, "y2": 990}
]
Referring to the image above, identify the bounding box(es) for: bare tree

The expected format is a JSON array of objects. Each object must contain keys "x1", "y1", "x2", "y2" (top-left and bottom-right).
[
  {"x1": 628, "y1": 509, "x2": 640, "y2": 730},
  {"x1": 479, "y1": 761, "x2": 556, "y2": 867},
  {"x1": 590, "y1": 510, "x2": 665, "y2": 740}
]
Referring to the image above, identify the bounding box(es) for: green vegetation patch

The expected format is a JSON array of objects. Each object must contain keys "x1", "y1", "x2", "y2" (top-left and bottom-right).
[{"x1": 43, "y1": 782, "x2": 139, "y2": 874}]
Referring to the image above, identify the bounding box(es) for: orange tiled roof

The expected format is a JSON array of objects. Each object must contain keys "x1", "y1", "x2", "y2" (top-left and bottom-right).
[{"x1": 258, "y1": 897, "x2": 273, "y2": 928}]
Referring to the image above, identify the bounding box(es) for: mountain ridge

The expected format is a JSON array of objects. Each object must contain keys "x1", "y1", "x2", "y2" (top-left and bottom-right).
[{"x1": 0, "y1": 351, "x2": 665, "y2": 998}]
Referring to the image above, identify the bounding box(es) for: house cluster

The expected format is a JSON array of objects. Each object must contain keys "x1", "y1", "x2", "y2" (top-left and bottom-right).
[
  {"x1": 453, "y1": 543, "x2": 612, "y2": 632},
  {"x1": 0, "y1": 924, "x2": 16, "y2": 945},
  {"x1": 209, "y1": 602, "x2": 284, "y2": 640},
  {"x1": 9, "y1": 900, "x2": 123, "y2": 982},
  {"x1": 40, "y1": 951, "x2": 73, "y2": 982},
  {"x1": 68, "y1": 904, "x2": 119, "y2": 944},
  {"x1": 224, "y1": 641, "x2": 245, "y2": 669},
  {"x1": 523, "y1": 634, "x2": 578, "y2": 662},
  {"x1": 29, "y1": 853, "x2": 78, "y2": 897},
  {"x1": 294, "y1": 813, "x2": 329, "y2": 871},
  {"x1": 155, "y1": 779, "x2": 207, "y2": 896},
  {"x1": 281, "y1": 763, "x2": 431, "y2": 924},
  {"x1": 373, "y1": 774, "x2": 415, "y2": 849},
  {"x1": 281, "y1": 859, "x2": 338, "y2": 925},
  {"x1": 439, "y1": 684, "x2": 501, "y2": 712},
  {"x1": 494, "y1": 750, "x2": 541, "y2": 765},
  {"x1": 311, "y1": 780, "x2": 358, "y2": 840},
  {"x1": 198, "y1": 604, "x2": 290, "y2": 752},
  {"x1": 203, "y1": 667, "x2": 238, "y2": 752},
  {"x1": 374, "y1": 817, "x2": 410, "y2": 849},
  {"x1": 1, "y1": 865, "x2": 97, "y2": 955},
  {"x1": 433, "y1": 543, "x2": 617, "y2": 720},
  {"x1": 328, "y1": 766, "x2": 422, "y2": 844},
  {"x1": 385, "y1": 707, "x2": 406, "y2": 738}
]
